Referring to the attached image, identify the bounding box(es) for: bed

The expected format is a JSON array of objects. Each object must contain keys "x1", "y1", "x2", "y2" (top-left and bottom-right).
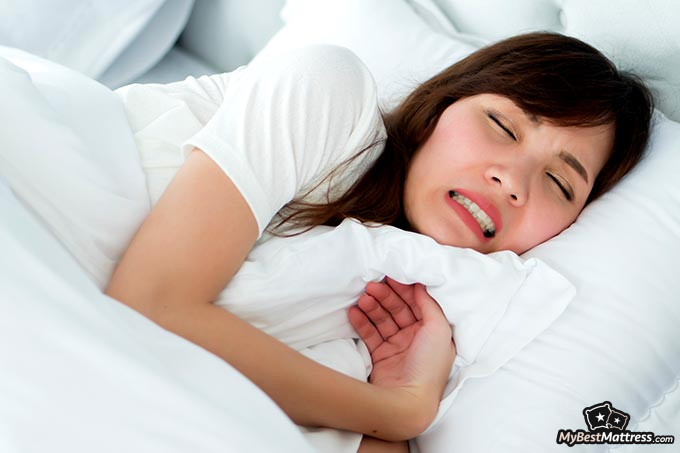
[{"x1": 1, "y1": 1, "x2": 679, "y2": 452}]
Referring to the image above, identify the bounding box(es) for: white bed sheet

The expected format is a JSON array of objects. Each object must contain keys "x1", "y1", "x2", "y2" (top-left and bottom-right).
[
  {"x1": 0, "y1": 47, "x2": 313, "y2": 452},
  {"x1": 0, "y1": 176, "x2": 314, "y2": 453}
]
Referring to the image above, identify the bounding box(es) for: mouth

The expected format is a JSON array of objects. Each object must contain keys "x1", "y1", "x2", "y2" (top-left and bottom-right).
[{"x1": 448, "y1": 190, "x2": 496, "y2": 238}]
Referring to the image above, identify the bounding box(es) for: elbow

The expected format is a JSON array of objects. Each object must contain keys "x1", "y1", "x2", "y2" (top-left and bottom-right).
[{"x1": 104, "y1": 271, "x2": 167, "y2": 320}]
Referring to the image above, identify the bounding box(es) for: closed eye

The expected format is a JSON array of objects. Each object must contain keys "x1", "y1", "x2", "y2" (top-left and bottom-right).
[
  {"x1": 487, "y1": 112, "x2": 517, "y2": 141},
  {"x1": 547, "y1": 173, "x2": 574, "y2": 201}
]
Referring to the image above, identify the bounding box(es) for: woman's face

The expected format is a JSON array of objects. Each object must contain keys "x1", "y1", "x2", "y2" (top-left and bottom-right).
[{"x1": 403, "y1": 94, "x2": 614, "y2": 254}]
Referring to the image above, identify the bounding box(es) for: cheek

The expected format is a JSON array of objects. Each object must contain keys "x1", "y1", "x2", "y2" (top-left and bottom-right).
[
  {"x1": 519, "y1": 203, "x2": 580, "y2": 250},
  {"x1": 433, "y1": 120, "x2": 488, "y2": 161},
  {"x1": 415, "y1": 134, "x2": 484, "y2": 183},
  {"x1": 406, "y1": 143, "x2": 450, "y2": 190}
]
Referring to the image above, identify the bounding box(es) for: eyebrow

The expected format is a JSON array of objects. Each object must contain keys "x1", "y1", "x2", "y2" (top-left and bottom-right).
[
  {"x1": 517, "y1": 109, "x2": 590, "y2": 183},
  {"x1": 559, "y1": 150, "x2": 589, "y2": 183},
  {"x1": 525, "y1": 111, "x2": 539, "y2": 124}
]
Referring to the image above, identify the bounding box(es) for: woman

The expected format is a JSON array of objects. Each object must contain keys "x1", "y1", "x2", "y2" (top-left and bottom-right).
[{"x1": 106, "y1": 32, "x2": 653, "y2": 449}]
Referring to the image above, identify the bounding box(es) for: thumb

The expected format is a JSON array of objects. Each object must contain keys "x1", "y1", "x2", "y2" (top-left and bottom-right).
[{"x1": 413, "y1": 283, "x2": 445, "y2": 322}]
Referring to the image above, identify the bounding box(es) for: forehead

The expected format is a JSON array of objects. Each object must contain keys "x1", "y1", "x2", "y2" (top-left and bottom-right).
[{"x1": 551, "y1": 123, "x2": 614, "y2": 184}]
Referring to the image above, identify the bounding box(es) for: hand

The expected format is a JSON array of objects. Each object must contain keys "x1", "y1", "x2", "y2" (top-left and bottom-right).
[{"x1": 349, "y1": 278, "x2": 456, "y2": 429}]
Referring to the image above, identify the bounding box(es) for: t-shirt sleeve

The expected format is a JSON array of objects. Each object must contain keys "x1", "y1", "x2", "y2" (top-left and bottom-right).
[{"x1": 181, "y1": 45, "x2": 385, "y2": 237}]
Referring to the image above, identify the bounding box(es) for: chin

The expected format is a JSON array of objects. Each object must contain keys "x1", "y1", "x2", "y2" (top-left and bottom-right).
[{"x1": 428, "y1": 229, "x2": 470, "y2": 249}]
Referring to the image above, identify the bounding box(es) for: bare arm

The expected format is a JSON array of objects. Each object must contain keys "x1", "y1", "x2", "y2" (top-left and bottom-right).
[
  {"x1": 358, "y1": 437, "x2": 409, "y2": 453},
  {"x1": 106, "y1": 149, "x2": 447, "y2": 440}
]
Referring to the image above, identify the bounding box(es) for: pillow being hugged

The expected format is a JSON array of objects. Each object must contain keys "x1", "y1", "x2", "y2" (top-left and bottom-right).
[{"x1": 0, "y1": 46, "x2": 150, "y2": 289}]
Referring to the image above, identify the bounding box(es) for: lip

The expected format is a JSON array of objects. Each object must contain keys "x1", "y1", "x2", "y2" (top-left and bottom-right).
[{"x1": 444, "y1": 189, "x2": 503, "y2": 241}]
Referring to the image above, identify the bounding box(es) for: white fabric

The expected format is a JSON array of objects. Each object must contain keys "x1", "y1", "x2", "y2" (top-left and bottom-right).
[
  {"x1": 0, "y1": 47, "x2": 314, "y2": 452},
  {"x1": 178, "y1": 0, "x2": 286, "y2": 72},
  {"x1": 0, "y1": 46, "x2": 150, "y2": 290},
  {"x1": 0, "y1": 176, "x2": 314, "y2": 453},
  {"x1": 260, "y1": 0, "x2": 680, "y2": 123},
  {"x1": 0, "y1": 42, "x2": 576, "y2": 453},
  {"x1": 131, "y1": 46, "x2": 219, "y2": 85},
  {"x1": 429, "y1": 0, "x2": 680, "y2": 122},
  {"x1": 259, "y1": 0, "x2": 680, "y2": 450},
  {"x1": 219, "y1": 218, "x2": 573, "y2": 452},
  {"x1": 254, "y1": 0, "x2": 478, "y2": 112},
  {"x1": 98, "y1": 0, "x2": 195, "y2": 88},
  {"x1": 222, "y1": 218, "x2": 572, "y2": 369},
  {"x1": 0, "y1": 0, "x2": 161, "y2": 78},
  {"x1": 119, "y1": 45, "x2": 574, "y2": 451},
  {"x1": 3, "y1": 0, "x2": 680, "y2": 450},
  {"x1": 117, "y1": 45, "x2": 385, "y2": 237},
  {"x1": 418, "y1": 112, "x2": 680, "y2": 453},
  {"x1": 118, "y1": 42, "x2": 575, "y2": 445},
  {"x1": 0, "y1": 0, "x2": 195, "y2": 88}
]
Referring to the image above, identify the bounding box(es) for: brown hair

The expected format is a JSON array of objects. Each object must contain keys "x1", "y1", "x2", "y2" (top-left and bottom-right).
[{"x1": 272, "y1": 32, "x2": 654, "y2": 234}]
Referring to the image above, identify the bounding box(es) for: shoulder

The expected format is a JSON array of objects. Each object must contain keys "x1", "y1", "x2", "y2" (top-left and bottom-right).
[
  {"x1": 253, "y1": 44, "x2": 372, "y2": 78},
  {"x1": 294, "y1": 45, "x2": 374, "y2": 84},
  {"x1": 250, "y1": 45, "x2": 378, "y2": 105},
  {"x1": 242, "y1": 44, "x2": 385, "y2": 159}
]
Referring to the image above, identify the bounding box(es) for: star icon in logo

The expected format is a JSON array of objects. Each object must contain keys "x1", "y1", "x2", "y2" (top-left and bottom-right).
[{"x1": 583, "y1": 401, "x2": 615, "y2": 431}]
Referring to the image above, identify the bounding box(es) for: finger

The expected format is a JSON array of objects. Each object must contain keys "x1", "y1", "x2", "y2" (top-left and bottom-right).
[
  {"x1": 413, "y1": 284, "x2": 444, "y2": 323},
  {"x1": 384, "y1": 277, "x2": 415, "y2": 302},
  {"x1": 357, "y1": 293, "x2": 400, "y2": 339},
  {"x1": 348, "y1": 306, "x2": 384, "y2": 353},
  {"x1": 414, "y1": 285, "x2": 456, "y2": 358},
  {"x1": 384, "y1": 277, "x2": 421, "y2": 323},
  {"x1": 365, "y1": 281, "x2": 417, "y2": 328}
]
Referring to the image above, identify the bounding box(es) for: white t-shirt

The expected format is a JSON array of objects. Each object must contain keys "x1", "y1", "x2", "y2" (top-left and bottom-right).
[
  {"x1": 115, "y1": 45, "x2": 386, "y2": 237},
  {"x1": 114, "y1": 46, "x2": 385, "y2": 452}
]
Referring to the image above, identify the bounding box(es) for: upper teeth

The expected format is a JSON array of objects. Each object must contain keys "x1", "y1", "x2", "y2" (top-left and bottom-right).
[{"x1": 449, "y1": 191, "x2": 496, "y2": 237}]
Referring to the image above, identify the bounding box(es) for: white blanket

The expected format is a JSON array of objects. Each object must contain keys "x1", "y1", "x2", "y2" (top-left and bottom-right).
[{"x1": 219, "y1": 218, "x2": 574, "y2": 451}]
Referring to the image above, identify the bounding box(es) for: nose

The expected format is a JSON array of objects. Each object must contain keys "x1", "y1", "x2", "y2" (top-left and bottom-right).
[{"x1": 485, "y1": 165, "x2": 529, "y2": 206}]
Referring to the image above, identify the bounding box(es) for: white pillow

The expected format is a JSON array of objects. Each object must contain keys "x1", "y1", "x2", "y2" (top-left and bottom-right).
[
  {"x1": 98, "y1": 0, "x2": 195, "y2": 88},
  {"x1": 179, "y1": 0, "x2": 287, "y2": 73},
  {"x1": 254, "y1": 0, "x2": 477, "y2": 111},
  {"x1": 0, "y1": 0, "x2": 193, "y2": 88},
  {"x1": 0, "y1": 1, "x2": 156, "y2": 77},
  {"x1": 420, "y1": 113, "x2": 680, "y2": 452},
  {"x1": 429, "y1": 0, "x2": 680, "y2": 122},
  {"x1": 259, "y1": 1, "x2": 680, "y2": 450},
  {"x1": 0, "y1": 46, "x2": 150, "y2": 289}
]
